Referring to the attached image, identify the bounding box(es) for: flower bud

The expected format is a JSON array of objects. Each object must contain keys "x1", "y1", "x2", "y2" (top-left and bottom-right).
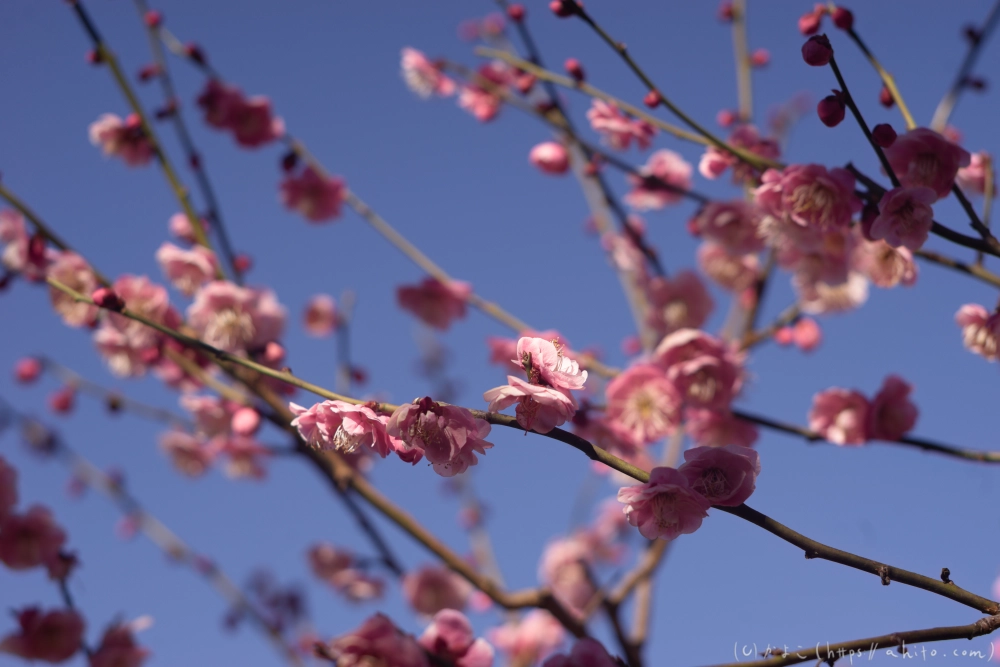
[
  {"x1": 564, "y1": 57, "x2": 585, "y2": 82},
  {"x1": 878, "y1": 85, "x2": 894, "y2": 108},
  {"x1": 48, "y1": 386, "x2": 76, "y2": 415},
  {"x1": 529, "y1": 142, "x2": 570, "y2": 175},
  {"x1": 750, "y1": 48, "x2": 770, "y2": 68},
  {"x1": 14, "y1": 357, "x2": 42, "y2": 384},
  {"x1": 549, "y1": 0, "x2": 579, "y2": 17},
  {"x1": 506, "y1": 4, "x2": 525, "y2": 22},
  {"x1": 91, "y1": 287, "x2": 125, "y2": 312},
  {"x1": 144, "y1": 10, "x2": 163, "y2": 28},
  {"x1": 643, "y1": 90, "x2": 661, "y2": 108},
  {"x1": 832, "y1": 7, "x2": 854, "y2": 30},
  {"x1": 802, "y1": 35, "x2": 832, "y2": 66},
  {"x1": 817, "y1": 91, "x2": 846, "y2": 127},
  {"x1": 872, "y1": 123, "x2": 897, "y2": 148}
]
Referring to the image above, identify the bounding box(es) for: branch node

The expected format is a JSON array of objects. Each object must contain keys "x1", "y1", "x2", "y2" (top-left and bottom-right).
[
  {"x1": 878, "y1": 565, "x2": 891, "y2": 586},
  {"x1": 941, "y1": 567, "x2": 952, "y2": 584}
]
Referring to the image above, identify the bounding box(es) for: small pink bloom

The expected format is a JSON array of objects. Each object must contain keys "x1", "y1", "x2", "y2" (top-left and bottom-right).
[
  {"x1": 0, "y1": 505, "x2": 67, "y2": 571},
  {"x1": 796, "y1": 271, "x2": 869, "y2": 315},
  {"x1": 420, "y1": 610, "x2": 494, "y2": 667},
  {"x1": 685, "y1": 409, "x2": 758, "y2": 448},
  {"x1": 515, "y1": 336, "x2": 587, "y2": 391},
  {"x1": 956, "y1": 151, "x2": 994, "y2": 195},
  {"x1": 0, "y1": 455, "x2": 16, "y2": 520},
  {"x1": 679, "y1": 445, "x2": 760, "y2": 506},
  {"x1": 884, "y1": 128, "x2": 971, "y2": 200},
  {"x1": 47, "y1": 252, "x2": 99, "y2": 327},
  {"x1": 604, "y1": 364, "x2": 681, "y2": 447},
  {"x1": 487, "y1": 330, "x2": 571, "y2": 373},
  {"x1": 180, "y1": 395, "x2": 236, "y2": 437},
  {"x1": 158, "y1": 431, "x2": 215, "y2": 477},
  {"x1": 89, "y1": 113, "x2": 154, "y2": 166},
  {"x1": 699, "y1": 125, "x2": 780, "y2": 184},
  {"x1": 654, "y1": 329, "x2": 745, "y2": 410},
  {"x1": 231, "y1": 407, "x2": 261, "y2": 436},
  {"x1": 489, "y1": 610, "x2": 564, "y2": 666},
  {"x1": 809, "y1": 388, "x2": 870, "y2": 445},
  {"x1": 387, "y1": 398, "x2": 493, "y2": 476},
  {"x1": 867, "y1": 375, "x2": 918, "y2": 441},
  {"x1": 798, "y1": 4, "x2": 826, "y2": 35},
  {"x1": 0, "y1": 210, "x2": 52, "y2": 280},
  {"x1": 228, "y1": 96, "x2": 283, "y2": 148},
  {"x1": 155, "y1": 242, "x2": 218, "y2": 295},
  {"x1": 529, "y1": 142, "x2": 570, "y2": 175},
  {"x1": 645, "y1": 270, "x2": 714, "y2": 339},
  {"x1": 14, "y1": 357, "x2": 42, "y2": 384},
  {"x1": 697, "y1": 242, "x2": 760, "y2": 292},
  {"x1": 209, "y1": 435, "x2": 270, "y2": 480},
  {"x1": 458, "y1": 62, "x2": 512, "y2": 123},
  {"x1": 397, "y1": 278, "x2": 472, "y2": 330},
  {"x1": 955, "y1": 303, "x2": 1000, "y2": 360},
  {"x1": 280, "y1": 166, "x2": 346, "y2": 223},
  {"x1": 289, "y1": 400, "x2": 398, "y2": 457},
  {"x1": 586, "y1": 99, "x2": 656, "y2": 151},
  {"x1": 774, "y1": 326, "x2": 794, "y2": 346},
  {"x1": 401, "y1": 48, "x2": 456, "y2": 98},
  {"x1": 403, "y1": 564, "x2": 472, "y2": 616},
  {"x1": 308, "y1": 543, "x2": 384, "y2": 602},
  {"x1": 543, "y1": 638, "x2": 619, "y2": 667},
  {"x1": 168, "y1": 212, "x2": 207, "y2": 243},
  {"x1": 0, "y1": 608, "x2": 84, "y2": 663},
  {"x1": 617, "y1": 466, "x2": 711, "y2": 540},
  {"x1": 303, "y1": 294, "x2": 338, "y2": 336},
  {"x1": 483, "y1": 376, "x2": 576, "y2": 433},
  {"x1": 92, "y1": 275, "x2": 173, "y2": 377},
  {"x1": 869, "y1": 186, "x2": 935, "y2": 251},
  {"x1": 755, "y1": 164, "x2": 861, "y2": 233},
  {"x1": 326, "y1": 614, "x2": 429, "y2": 667},
  {"x1": 792, "y1": 317, "x2": 822, "y2": 351},
  {"x1": 851, "y1": 237, "x2": 918, "y2": 288},
  {"x1": 89, "y1": 623, "x2": 150, "y2": 667},
  {"x1": 750, "y1": 48, "x2": 770, "y2": 67},
  {"x1": 625, "y1": 149, "x2": 693, "y2": 210},
  {"x1": 538, "y1": 537, "x2": 595, "y2": 617},
  {"x1": 187, "y1": 281, "x2": 286, "y2": 353},
  {"x1": 690, "y1": 200, "x2": 765, "y2": 254}
]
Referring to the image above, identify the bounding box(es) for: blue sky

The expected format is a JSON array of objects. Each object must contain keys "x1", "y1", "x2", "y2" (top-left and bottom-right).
[{"x1": 2, "y1": 1, "x2": 1000, "y2": 665}]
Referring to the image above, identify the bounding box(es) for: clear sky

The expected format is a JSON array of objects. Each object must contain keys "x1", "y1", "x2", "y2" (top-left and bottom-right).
[{"x1": 2, "y1": 1, "x2": 1000, "y2": 666}]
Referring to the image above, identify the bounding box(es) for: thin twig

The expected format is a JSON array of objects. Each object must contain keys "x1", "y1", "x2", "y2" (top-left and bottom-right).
[{"x1": 930, "y1": 0, "x2": 1000, "y2": 131}]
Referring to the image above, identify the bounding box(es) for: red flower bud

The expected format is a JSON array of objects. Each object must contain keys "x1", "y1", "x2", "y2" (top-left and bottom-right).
[
  {"x1": 138, "y1": 62, "x2": 163, "y2": 82},
  {"x1": 234, "y1": 254, "x2": 253, "y2": 274},
  {"x1": 91, "y1": 287, "x2": 125, "y2": 312},
  {"x1": 802, "y1": 35, "x2": 833, "y2": 66},
  {"x1": 643, "y1": 90, "x2": 662, "y2": 108},
  {"x1": 14, "y1": 357, "x2": 42, "y2": 384},
  {"x1": 872, "y1": 123, "x2": 897, "y2": 148},
  {"x1": 143, "y1": 10, "x2": 162, "y2": 28},
  {"x1": 878, "y1": 85, "x2": 894, "y2": 108},
  {"x1": 86, "y1": 49, "x2": 103, "y2": 65},
  {"x1": 717, "y1": 1, "x2": 734, "y2": 22},
  {"x1": 716, "y1": 109, "x2": 737, "y2": 127},
  {"x1": 515, "y1": 73, "x2": 536, "y2": 94},
  {"x1": 817, "y1": 91, "x2": 846, "y2": 127},
  {"x1": 506, "y1": 4, "x2": 525, "y2": 22},
  {"x1": 832, "y1": 7, "x2": 854, "y2": 30},
  {"x1": 750, "y1": 48, "x2": 770, "y2": 68},
  {"x1": 564, "y1": 57, "x2": 585, "y2": 82},
  {"x1": 549, "y1": 0, "x2": 578, "y2": 18},
  {"x1": 48, "y1": 386, "x2": 76, "y2": 415}
]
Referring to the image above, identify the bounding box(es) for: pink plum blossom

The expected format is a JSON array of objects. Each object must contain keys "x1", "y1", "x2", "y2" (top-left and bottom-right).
[
  {"x1": 93, "y1": 274, "x2": 174, "y2": 377},
  {"x1": 604, "y1": 364, "x2": 681, "y2": 446},
  {"x1": 685, "y1": 409, "x2": 758, "y2": 448},
  {"x1": 279, "y1": 166, "x2": 346, "y2": 223},
  {"x1": 458, "y1": 62, "x2": 512, "y2": 123},
  {"x1": 0, "y1": 210, "x2": 52, "y2": 280},
  {"x1": 625, "y1": 149, "x2": 693, "y2": 210},
  {"x1": 419, "y1": 610, "x2": 494, "y2": 667},
  {"x1": 289, "y1": 400, "x2": 398, "y2": 457},
  {"x1": 679, "y1": 445, "x2": 760, "y2": 506},
  {"x1": 308, "y1": 543, "x2": 385, "y2": 602},
  {"x1": 955, "y1": 304, "x2": 1000, "y2": 360},
  {"x1": 326, "y1": 614, "x2": 429, "y2": 667},
  {"x1": 601, "y1": 230, "x2": 647, "y2": 277},
  {"x1": 956, "y1": 151, "x2": 994, "y2": 195},
  {"x1": 791, "y1": 317, "x2": 823, "y2": 352},
  {"x1": 47, "y1": 251, "x2": 99, "y2": 327},
  {"x1": 483, "y1": 376, "x2": 576, "y2": 433},
  {"x1": 529, "y1": 142, "x2": 570, "y2": 175},
  {"x1": 586, "y1": 99, "x2": 656, "y2": 151},
  {"x1": 538, "y1": 536, "x2": 595, "y2": 617},
  {"x1": 487, "y1": 329, "x2": 572, "y2": 373},
  {"x1": 754, "y1": 164, "x2": 861, "y2": 235},
  {"x1": 155, "y1": 242, "x2": 218, "y2": 296},
  {"x1": 699, "y1": 125, "x2": 780, "y2": 184},
  {"x1": 89, "y1": 624, "x2": 150, "y2": 667},
  {"x1": 884, "y1": 127, "x2": 971, "y2": 200},
  {"x1": 868, "y1": 186, "x2": 936, "y2": 251},
  {"x1": 515, "y1": 336, "x2": 588, "y2": 391},
  {"x1": 197, "y1": 79, "x2": 243, "y2": 129},
  {"x1": 867, "y1": 375, "x2": 918, "y2": 441},
  {"x1": 851, "y1": 238, "x2": 918, "y2": 288},
  {"x1": 796, "y1": 271, "x2": 869, "y2": 315},
  {"x1": 0, "y1": 505, "x2": 66, "y2": 571},
  {"x1": 401, "y1": 48, "x2": 456, "y2": 98},
  {"x1": 645, "y1": 270, "x2": 714, "y2": 339},
  {"x1": 89, "y1": 113, "x2": 154, "y2": 166},
  {"x1": 809, "y1": 388, "x2": 870, "y2": 445},
  {"x1": 617, "y1": 466, "x2": 711, "y2": 540},
  {"x1": 303, "y1": 294, "x2": 338, "y2": 336},
  {"x1": 489, "y1": 610, "x2": 565, "y2": 667},
  {"x1": 543, "y1": 638, "x2": 619, "y2": 667},
  {"x1": 397, "y1": 278, "x2": 472, "y2": 330},
  {"x1": 0, "y1": 608, "x2": 84, "y2": 663},
  {"x1": 654, "y1": 329, "x2": 745, "y2": 410},
  {"x1": 690, "y1": 200, "x2": 765, "y2": 254},
  {"x1": 697, "y1": 242, "x2": 760, "y2": 292},
  {"x1": 228, "y1": 96, "x2": 284, "y2": 148},
  {"x1": 0, "y1": 456, "x2": 16, "y2": 520},
  {"x1": 403, "y1": 564, "x2": 472, "y2": 615},
  {"x1": 387, "y1": 398, "x2": 493, "y2": 476},
  {"x1": 231, "y1": 407, "x2": 261, "y2": 437},
  {"x1": 187, "y1": 281, "x2": 286, "y2": 353},
  {"x1": 158, "y1": 431, "x2": 215, "y2": 477},
  {"x1": 168, "y1": 212, "x2": 207, "y2": 243}
]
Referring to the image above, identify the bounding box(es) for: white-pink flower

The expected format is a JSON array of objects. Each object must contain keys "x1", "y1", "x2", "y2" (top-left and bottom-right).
[
  {"x1": 625, "y1": 149, "x2": 693, "y2": 210},
  {"x1": 679, "y1": 445, "x2": 760, "y2": 506},
  {"x1": 955, "y1": 303, "x2": 1000, "y2": 361},
  {"x1": 851, "y1": 237, "x2": 918, "y2": 288},
  {"x1": 187, "y1": 281, "x2": 285, "y2": 353},
  {"x1": 402, "y1": 564, "x2": 472, "y2": 616},
  {"x1": 155, "y1": 242, "x2": 218, "y2": 296},
  {"x1": 617, "y1": 466, "x2": 711, "y2": 540},
  {"x1": 159, "y1": 431, "x2": 215, "y2": 477},
  {"x1": 397, "y1": 278, "x2": 472, "y2": 331},
  {"x1": 956, "y1": 151, "x2": 994, "y2": 196},
  {"x1": 387, "y1": 398, "x2": 493, "y2": 476},
  {"x1": 515, "y1": 336, "x2": 587, "y2": 391},
  {"x1": 47, "y1": 251, "x2": 99, "y2": 327},
  {"x1": 401, "y1": 48, "x2": 457, "y2": 98},
  {"x1": 697, "y1": 242, "x2": 760, "y2": 292},
  {"x1": 489, "y1": 610, "x2": 564, "y2": 667},
  {"x1": 586, "y1": 99, "x2": 656, "y2": 151},
  {"x1": 884, "y1": 127, "x2": 971, "y2": 200},
  {"x1": 483, "y1": 377, "x2": 576, "y2": 433},
  {"x1": 303, "y1": 294, "x2": 338, "y2": 336},
  {"x1": 538, "y1": 536, "x2": 595, "y2": 617},
  {"x1": 809, "y1": 388, "x2": 870, "y2": 445},
  {"x1": 690, "y1": 200, "x2": 765, "y2": 254},
  {"x1": 290, "y1": 400, "x2": 397, "y2": 457},
  {"x1": 89, "y1": 113, "x2": 154, "y2": 167},
  {"x1": 529, "y1": 142, "x2": 570, "y2": 175},
  {"x1": 419, "y1": 610, "x2": 494, "y2": 667},
  {"x1": 604, "y1": 363, "x2": 681, "y2": 447}
]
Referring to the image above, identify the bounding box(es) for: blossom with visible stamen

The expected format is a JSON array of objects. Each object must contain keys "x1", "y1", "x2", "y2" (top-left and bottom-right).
[
  {"x1": 604, "y1": 364, "x2": 681, "y2": 447},
  {"x1": 617, "y1": 466, "x2": 711, "y2": 540},
  {"x1": 679, "y1": 445, "x2": 760, "y2": 506},
  {"x1": 483, "y1": 377, "x2": 576, "y2": 434},
  {"x1": 187, "y1": 281, "x2": 285, "y2": 354},
  {"x1": 290, "y1": 400, "x2": 398, "y2": 457},
  {"x1": 955, "y1": 304, "x2": 1000, "y2": 361},
  {"x1": 884, "y1": 127, "x2": 971, "y2": 200}
]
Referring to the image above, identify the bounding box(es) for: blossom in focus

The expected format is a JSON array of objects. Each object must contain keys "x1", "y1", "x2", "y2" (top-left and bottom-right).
[
  {"x1": 654, "y1": 329, "x2": 745, "y2": 410},
  {"x1": 884, "y1": 127, "x2": 971, "y2": 200},
  {"x1": 403, "y1": 564, "x2": 473, "y2": 616},
  {"x1": 303, "y1": 294, "x2": 338, "y2": 336},
  {"x1": 489, "y1": 610, "x2": 564, "y2": 667},
  {"x1": 543, "y1": 638, "x2": 619, "y2": 667},
  {"x1": 868, "y1": 186, "x2": 935, "y2": 251},
  {"x1": 617, "y1": 466, "x2": 711, "y2": 540},
  {"x1": 487, "y1": 330, "x2": 572, "y2": 373},
  {"x1": 325, "y1": 614, "x2": 429, "y2": 667},
  {"x1": 529, "y1": 142, "x2": 570, "y2": 175},
  {"x1": 89, "y1": 113, "x2": 154, "y2": 167},
  {"x1": 0, "y1": 607, "x2": 85, "y2": 663},
  {"x1": 625, "y1": 149, "x2": 693, "y2": 210},
  {"x1": 401, "y1": 48, "x2": 456, "y2": 98},
  {"x1": 0, "y1": 505, "x2": 67, "y2": 571},
  {"x1": 483, "y1": 376, "x2": 576, "y2": 433},
  {"x1": 515, "y1": 337, "x2": 587, "y2": 391},
  {"x1": 158, "y1": 431, "x2": 215, "y2": 477},
  {"x1": 645, "y1": 270, "x2": 714, "y2": 339},
  {"x1": 289, "y1": 400, "x2": 398, "y2": 457},
  {"x1": 47, "y1": 252, "x2": 99, "y2": 327},
  {"x1": 809, "y1": 388, "x2": 870, "y2": 445},
  {"x1": 308, "y1": 543, "x2": 385, "y2": 602},
  {"x1": 867, "y1": 375, "x2": 918, "y2": 441},
  {"x1": 679, "y1": 445, "x2": 760, "y2": 506},
  {"x1": 955, "y1": 303, "x2": 1000, "y2": 361},
  {"x1": 685, "y1": 409, "x2": 758, "y2": 448},
  {"x1": 397, "y1": 278, "x2": 472, "y2": 330},
  {"x1": 387, "y1": 398, "x2": 493, "y2": 475},
  {"x1": 89, "y1": 623, "x2": 150, "y2": 667},
  {"x1": 604, "y1": 364, "x2": 681, "y2": 447},
  {"x1": 155, "y1": 243, "x2": 218, "y2": 296},
  {"x1": 279, "y1": 166, "x2": 346, "y2": 223},
  {"x1": 956, "y1": 151, "x2": 994, "y2": 195},
  {"x1": 187, "y1": 281, "x2": 286, "y2": 353},
  {"x1": 586, "y1": 99, "x2": 656, "y2": 151},
  {"x1": 419, "y1": 609, "x2": 494, "y2": 667}
]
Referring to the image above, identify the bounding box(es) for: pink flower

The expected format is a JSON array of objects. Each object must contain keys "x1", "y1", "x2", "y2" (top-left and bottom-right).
[
  {"x1": 809, "y1": 388, "x2": 870, "y2": 445},
  {"x1": 604, "y1": 364, "x2": 681, "y2": 447},
  {"x1": 168, "y1": 212, "x2": 207, "y2": 243},
  {"x1": 851, "y1": 237, "x2": 918, "y2": 288},
  {"x1": 209, "y1": 435, "x2": 271, "y2": 480},
  {"x1": 868, "y1": 375, "x2": 918, "y2": 441},
  {"x1": 755, "y1": 164, "x2": 861, "y2": 233},
  {"x1": 625, "y1": 149, "x2": 693, "y2": 210},
  {"x1": 487, "y1": 329, "x2": 572, "y2": 373},
  {"x1": 180, "y1": 395, "x2": 236, "y2": 437},
  {"x1": 159, "y1": 431, "x2": 215, "y2": 477},
  {"x1": 308, "y1": 543, "x2": 384, "y2": 602},
  {"x1": 645, "y1": 270, "x2": 714, "y2": 339},
  {"x1": 697, "y1": 243, "x2": 760, "y2": 292},
  {"x1": 489, "y1": 610, "x2": 564, "y2": 666},
  {"x1": 956, "y1": 151, "x2": 994, "y2": 195},
  {"x1": 685, "y1": 409, "x2": 758, "y2": 448},
  {"x1": 187, "y1": 281, "x2": 286, "y2": 353},
  {"x1": 47, "y1": 252, "x2": 99, "y2": 327},
  {"x1": 197, "y1": 79, "x2": 243, "y2": 129},
  {"x1": 327, "y1": 614, "x2": 429, "y2": 667},
  {"x1": 0, "y1": 456, "x2": 16, "y2": 520},
  {"x1": 401, "y1": 48, "x2": 456, "y2": 98},
  {"x1": 279, "y1": 166, "x2": 346, "y2": 223},
  {"x1": 228, "y1": 96, "x2": 283, "y2": 148},
  {"x1": 601, "y1": 230, "x2": 647, "y2": 276},
  {"x1": 387, "y1": 398, "x2": 493, "y2": 476},
  {"x1": 955, "y1": 303, "x2": 1000, "y2": 360},
  {"x1": 690, "y1": 200, "x2": 765, "y2": 254},
  {"x1": 458, "y1": 62, "x2": 512, "y2": 122},
  {"x1": 289, "y1": 400, "x2": 397, "y2": 457},
  {"x1": 884, "y1": 128, "x2": 971, "y2": 200},
  {"x1": 89, "y1": 624, "x2": 150, "y2": 667},
  {"x1": 0, "y1": 210, "x2": 51, "y2": 280},
  {"x1": 699, "y1": 125, "x2": 780, "y2": 184},
  {"x1": 483, "y1": 376, "x2": 576, "y2": 433},
  {"x1": 89, "y1": 113, "x2": 154, "y2": 166},
  {"x1": 679, "y1": 445, "x2": 760, "y2": 506},
  {"x1": 515, "y1": 336, "x2": 588, "y2": 391},
  {"x1": 617, "y1": 467, "x2": 711, "y2": 540},
  {"x1": 0, "y1": 608, "x2": 84, "y2": 663},
  {"x1": 403, "y1": 564, "x2": 473, "y2": 616},
  {"x1": 397, "y1": 278, "x2": 472, "y2": 330},
  {"x1": 538, "y1": 537, "x2": 595, "y2": 616},
  {"x1": 303, "y1": 294, "x2": 338, "y2": 336},
  {"x1": 92, "y1": 274, "x2": 174, "y2": 376},
  {"x1": 586, "y1": 99, "x2": 656, "y2": 151},
  {"x1": 231, "y1": 407, "x2": 261, "y2": 437},
  {"x1": 791, "y1": 317, "x2": 822, "y2": 351},
  {"x1": 529, "y1": 142, "x2": 570, "y2": 175},
  {"x1": 798, "y1": 4, "x2": 827, "y2": 34},
  {"x1": 155, "y1": 242, "x2": 218, "y2": 295},
  {"x1": 420, "y1": 610, "x2": 494, "y2": 667},
  {"x1": 14, "y1": 357, "x2": 42, "y2": 384},
  {"x1": 654, "y1": 329, "x2": 745, "y2": 410},
  {"x1": 868, "y1": 186, "x2": 936, "y2": 251},
  {"x1": 0, "y1": 505, "x2": 66, "y2": 571},
  {"x1": 796, "y1": 271, "x2": 869, "y2": 315},
  {"x1": 543, "y1": 638, "x2": 619, "y2": 667}
]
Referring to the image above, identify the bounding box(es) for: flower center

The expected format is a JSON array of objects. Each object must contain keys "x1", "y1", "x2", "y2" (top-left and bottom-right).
[
  {"x1": 650, "y1": 492, "x2": 679, "y2": 530},
  {"x1": 693, "y1": 467, "x2": 729, "y2": 501},
  {"x1": 205, "y1": 308, "x2": 255, "y2": 350}
]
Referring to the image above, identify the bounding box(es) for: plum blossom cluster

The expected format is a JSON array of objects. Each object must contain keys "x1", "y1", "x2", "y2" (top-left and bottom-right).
[
  {"x1": 88, "y1": 113, "x2": 154, "y2": 167},
  {"x1": 809, "y1": 375, "x2": 919, "y2": 445},
  {"x1": 308, "y1": 542, "x2": 385, "y2": 602},
  {"x1": 196, "y1": 79, "x2": 284, "y2": 148}
]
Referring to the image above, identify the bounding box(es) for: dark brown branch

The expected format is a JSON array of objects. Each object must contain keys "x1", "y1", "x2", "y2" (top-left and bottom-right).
[{"x1": 930, "y1": 0, "x2": 1000, "y2": 131}]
